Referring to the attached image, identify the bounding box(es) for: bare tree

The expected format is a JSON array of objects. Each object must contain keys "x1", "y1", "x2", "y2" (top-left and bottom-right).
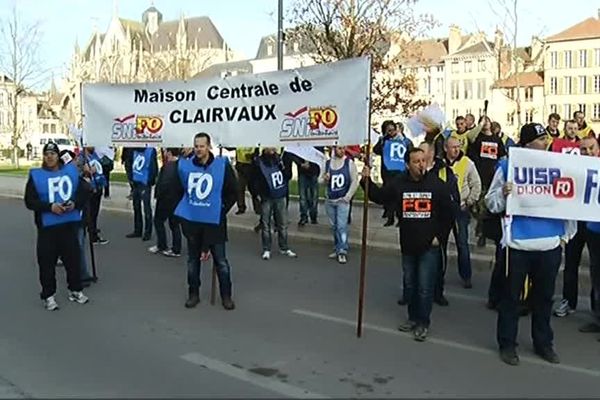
[
  {"x1": 0, "y1": 6, "x2": 47, "y2": 168},
  {"x1": 288, "y1": 0, "x2": 437, "y2": 116}
]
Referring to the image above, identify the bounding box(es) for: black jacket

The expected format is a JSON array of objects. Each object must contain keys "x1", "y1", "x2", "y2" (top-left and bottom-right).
[
  {"x1": 172, "y1": 153, "x2": 238, "y2": 247},
  {"x1": 155, "y1": 159, "x2": 180, "y2": 208},
  {"x1": 250, "y1": 152, "x2": 293, "y2": 200},
  {"x1": 362, "y1": 171, "x2": 454, "y2": 255},
  {"x1": 24, "y1": 167, "x2": 91, "y2": 229}
]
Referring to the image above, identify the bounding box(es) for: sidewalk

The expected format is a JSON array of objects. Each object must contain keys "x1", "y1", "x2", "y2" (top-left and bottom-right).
[{"x1": 0, "y1": 174, "x2": 501, "y2": 262}]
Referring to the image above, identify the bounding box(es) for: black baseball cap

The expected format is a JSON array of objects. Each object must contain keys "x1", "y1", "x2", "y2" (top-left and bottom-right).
[
  {"x1": 518, "y1": 123, "x2": 547, "y2": 146},
  {"x1": 42, "y1": 142, "x2": 60, "y2": 154}
]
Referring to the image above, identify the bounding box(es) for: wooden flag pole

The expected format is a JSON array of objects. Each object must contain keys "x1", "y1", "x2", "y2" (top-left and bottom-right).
[{"x1": 356, "y1": 56, "x2": 373, "y2": 338}]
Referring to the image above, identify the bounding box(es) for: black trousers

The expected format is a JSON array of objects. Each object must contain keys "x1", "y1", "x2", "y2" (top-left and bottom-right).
[
  {"x1": 497, "y1": 247, "x2": 561, "y2": 350},
  {"x1": 562, "y1": 223, "x2": 587, "y2": 309},
  {"x1": 585, "y1": 231, "x2": 600, "y2": 318},
  {"x1": 37, "y1": 224, "x2": 82, "y2": 300}
]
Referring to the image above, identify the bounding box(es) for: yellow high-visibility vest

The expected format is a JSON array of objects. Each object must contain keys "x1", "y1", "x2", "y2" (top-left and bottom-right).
[
  {"x1": 577, "y1": 125, "x2": 593, "y2": 139},
  {"x1": 235, "y1": 147, "x2": 256, "y2": 164},
  {"x1": 448, "y1": 156, "x2": 469, "y2": 191}
]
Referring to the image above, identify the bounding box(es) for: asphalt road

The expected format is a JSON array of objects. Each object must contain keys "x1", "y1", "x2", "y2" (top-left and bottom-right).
[{"x1": 1, "y1": 198, "x2": 599, "y2": 398}]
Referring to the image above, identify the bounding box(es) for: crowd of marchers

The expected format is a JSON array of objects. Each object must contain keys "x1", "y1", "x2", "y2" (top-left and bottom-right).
[{"x1": 23, "y1": 109, "x2": 600, "y2": 366}]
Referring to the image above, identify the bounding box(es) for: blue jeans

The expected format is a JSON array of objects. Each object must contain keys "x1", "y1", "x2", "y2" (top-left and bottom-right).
[
  {"x1": 497, "y1": 246, "x2": 561, "y2": 350},
  {"x1": 298, "y1": 174, "x2": 318, "y2": 222},
  {"x1": 186, "y1": 239, "x2": 232, "y2": 299},
  {"x1": 326, "y1": 201, "x2": 350, "y2": 255},
  {"x1": 402, "y1": 247, "x2": 440, "y2": 328},
  {"x1": 132, "y1": 183, "x2": 153, "y2": 237},
  {"x1": 78, "y1": 226, "x2": 92, "y2": 281},
  {"x1": 452, "y1": 208, "x2": 472, "y2": 281},
  {"x1": 260, "y1": 197, "x2": 289, "y2": 252}
]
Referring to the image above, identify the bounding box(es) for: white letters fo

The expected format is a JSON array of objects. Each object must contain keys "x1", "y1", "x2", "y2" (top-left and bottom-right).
[
  {"x1": 188, "y1": 172, "x2": 213, "y2": 201},
  {"x1": 48, "y1": 176, "x2": 73, "y2": 203}
]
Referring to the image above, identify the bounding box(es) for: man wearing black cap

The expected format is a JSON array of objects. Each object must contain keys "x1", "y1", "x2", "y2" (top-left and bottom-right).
[
  {"x1": 485, "y1": 123, "x2": 577, "y2": 366},
  {"x1": 24, "y1": 142, "x2": 91, "y2": 310}
]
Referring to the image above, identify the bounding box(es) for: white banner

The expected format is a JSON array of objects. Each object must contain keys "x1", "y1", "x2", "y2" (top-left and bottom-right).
[
  {"x1": 284, "y1": 145, "x2": 327, "y2": 178},
  {"x1": 82, "y1": 58, "x2": 370, "y2": 148},
  {"x1": 506, "y1": 147, "x2": 600, "y2": 222}
]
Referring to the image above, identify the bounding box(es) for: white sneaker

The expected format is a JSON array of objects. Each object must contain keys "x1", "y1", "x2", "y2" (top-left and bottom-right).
[
  {"x1": 337, "y1": 254, "x2": 347, "y2": 264},
  {"x1": 162, "y1": 249, "x2": 181, "y2": 257},
  {"x1": 280, "y1": 249, "x2": 297, "y2": 258},
  {"x1": 554, "y1": 298, "x2": 575, "y2": 317},
  {"x1": 262, "y1": 251, "x2": 271, "y2": 260},
  {"x1": 68, "y1": 291, "x2": 89, "y2": 304},
  {"x1": 148, "y1": 245, "x2": 160, "y2": 254},
  {"x1": 328, "y1": 252, "x2": 337, "y2": 259},
  {"x1": 43, "y1": 295, "x2": 59, "y2": 311}
]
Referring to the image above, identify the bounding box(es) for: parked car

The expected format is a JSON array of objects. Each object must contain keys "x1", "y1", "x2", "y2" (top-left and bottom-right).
[{"x1": 31, "y1": 134, "x2": 79, "y2": 159}]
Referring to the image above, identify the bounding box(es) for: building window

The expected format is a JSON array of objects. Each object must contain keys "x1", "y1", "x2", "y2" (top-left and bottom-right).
[
  {"x1": 525, "y1": 110, "x2": 534, "y2": 123},
  {"x1": 477, "y1": 79, "x2": 486, "y2": 99},
  {"x1": 451, "y1": 80, "x2": 459, "y2": 99},
  {"x1": 593, "y1": 103, "x2": 600, "y2": 121},
  {"x1": 565, "y1": 50, "x2": 572, "y2": 68},
  {"x1": 579, "y1": 104, "x2": 586, "y2": 114},
  {"x1": 564, "y1": 104, "x2": 571, "y2": 119},
  {"x1": 464, "y1": 61, "x2": 472, "y2": 73},
  {"x1": 452, "y1": 109, "x2": 459, "y2": 120},
  {"x1": 565, "y1": 76, "x2": 573, "y2": 94},
  {"x1": 465, "y1": 108, "x2": 471, "y2": 115},
  {"x1": 437, "y1": 65, "x2": 443, "y2": 73},
  {"x1": 550, "y1": 77, "x2": 557, "y2": 94},
  {"x1": 550, "y1": 104, "x2": 558, "y2": 114},
  {"x1": 50, "y1": 124, "x2": 56, "y2": 133},
  {"x1": 596, "y1": 49, "x2": 600, "y2": 67},
  {"x1": 507, "y1": 112, "x2": 515, "y2": 126},
  {"x1": 579, "y1": 76, "x2": 587, "y2": 94},
  {"x1": 550, "y1": 51, "x2": 558, "y2": 68},
  {"x1": 451, "y1": 62, "x2": 459, "y2": 73},
  {"x1": 595, "y1": 75, "x2": 600, "y2": 93},
  {"x1": 43, "y1": 123, "x2": 49, "y2": 133},
  {"x1": 524, "y1": 87, "x2": 534, "y2": 102},
  {"x1": 478, "y1": 60, "x2": 486, "y2": 72},
  {"x1": 463, "y1": 79, "x2": 473, "y2": 99},
  {"x1": 508, "y1": 88, "x2": 515, "y2": 100},
  {"x1": 437, "y1": 77, "x2": 444, "y2": 93},
  {"x1": 580, "y1": 50, "x2": 588, "y2": 68}
]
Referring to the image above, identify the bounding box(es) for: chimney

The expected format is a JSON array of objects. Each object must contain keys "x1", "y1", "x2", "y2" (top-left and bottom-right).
[
  {"x1": 494, "y1": 28, "x2": 504, "y2": 51},
  {"x1": 449, "y1": 25, "x2": 461, "y2": 54}
]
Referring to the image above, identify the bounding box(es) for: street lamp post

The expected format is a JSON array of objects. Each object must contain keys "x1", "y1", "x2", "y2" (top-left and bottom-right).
[{"x1": 277, "y1": 0, "x2": 284, "y2": 71}]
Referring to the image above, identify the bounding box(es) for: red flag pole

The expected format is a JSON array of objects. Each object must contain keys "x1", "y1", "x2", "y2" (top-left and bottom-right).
[{"x1": 357, "y1": 56, "x2": 373, "y2": 338}]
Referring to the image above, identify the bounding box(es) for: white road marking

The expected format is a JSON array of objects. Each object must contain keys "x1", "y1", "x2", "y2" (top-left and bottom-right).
[
  {"x1": 180, "y1": 352, "x2": 326, "y2": 399},
  {"x1": 292, "y1": 309, "x2": 600, "y2": 378}
]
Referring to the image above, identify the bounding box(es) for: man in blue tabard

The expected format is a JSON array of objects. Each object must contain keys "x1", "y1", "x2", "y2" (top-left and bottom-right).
[
  {"x1": 172, "y1": 133, "x2": 238, "y2": 310},
  {"x1": 78, "y1": 146, "x2": 109, "y2": 245},
  {"x1": 24, "y1": 142, "x2": 91, "y2": 310},
  {"x1": 127, "y1": 147, "x2": 158, "y2": 241},
  {"x1": 485, "y1": 123, "x2": 577, "y2": 366},
  {"x1": 373, "y1": 120, "x2": 414, "y2": 227}
]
